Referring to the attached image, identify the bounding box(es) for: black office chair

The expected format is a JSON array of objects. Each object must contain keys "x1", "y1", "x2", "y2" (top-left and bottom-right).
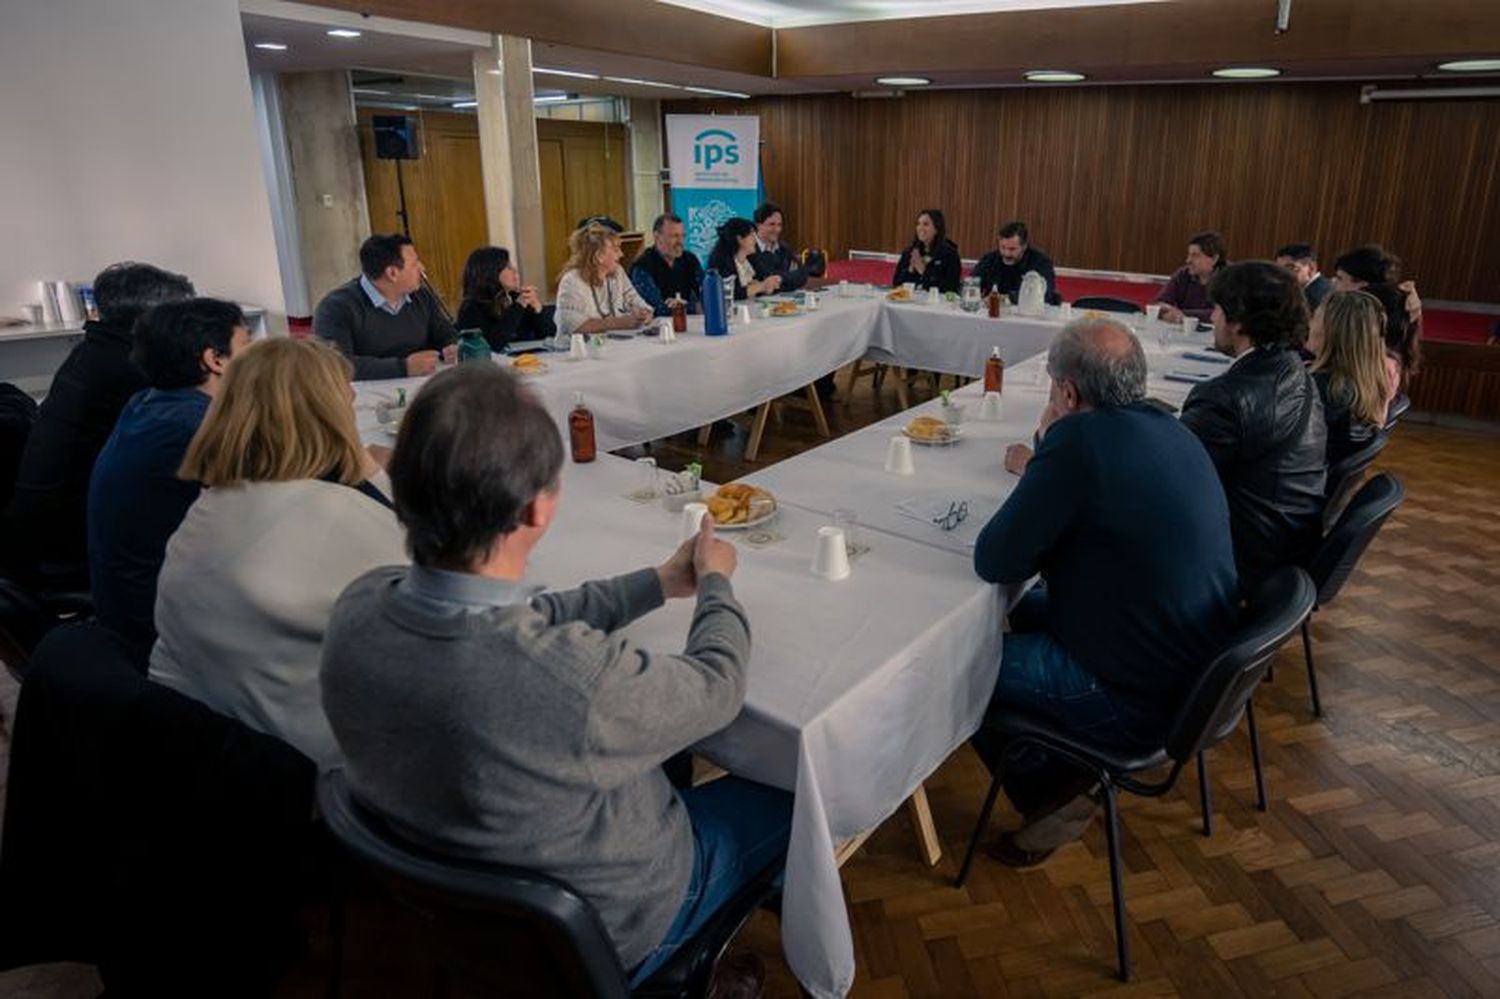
[
  {"x1": 1384, "y1": 393, "x2": 1411, "y2": 429},
  {"x1": 317, "y1": 769, "x2": 783, "y2": 998},
  {"x1": 0, "y1": 576, "x2": 92, "y2": 681},
  {"x1": 1069, "y1": 296, "x2": 1143, "y2": 314},
  {"x1": 1299, "y1": 473, "x2": 1406, "y2": 717},
  {"x1": 1322, "y1": 430, "x2": 1389, "y2": 532},
  {"x1": 954, "y1": 567, "x2": 1316, "y2": 982}
]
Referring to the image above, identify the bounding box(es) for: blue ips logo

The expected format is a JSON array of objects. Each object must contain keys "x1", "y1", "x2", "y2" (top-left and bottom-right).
[{"x1": 693, "y1": 128, "x2": 740, "y2": 171}]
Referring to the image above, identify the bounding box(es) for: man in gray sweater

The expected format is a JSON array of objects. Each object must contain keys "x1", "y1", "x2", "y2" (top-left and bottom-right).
[
  {"x1": 314, "y1": 233, "x2": 456, "y2": 380},
  {"x1": 321, "y1": 364, "x2": 789, "y2": 991}
]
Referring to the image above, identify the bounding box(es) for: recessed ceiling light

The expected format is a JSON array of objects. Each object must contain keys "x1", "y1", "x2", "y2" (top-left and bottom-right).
[
  {"x1": 1437, "y1": 58, "x2": 1500, "y2": 72},
  {"x1": 683, "y1": 86, "x2": 752, "y2": 98},
  {"x1": 351, "y1": 88, "x2": 390, "y2": 96},
  {"x1": 253, "y1": 42, "x2": 288, "y2": 51},
  {"x1": 451, "y1": 101, "x2": 478, "y2": 109},
  {"x1": 603, "y1": 76, "x2": 682, "y2": 89},
  {"x1": 876, "y1": 76, "x2": 930, "y2": 87},
  {"x1": 534, "y1": 67, "x2": 601, "y2": 81},
  {"x1": 534, "y1": 95, "x2": 571, "y2": 104},
  {"x1": 1212, "y1": 66, "x2": 1281, "y2": 79},
  {"x1": 326, "y1": 28, "x2": 362, "y2": 38},
  {"x1": 487, "y1": 69, "x2": 503, "y2": 76},
  {"x1": 1024, "y1": 70, "x2": 1085, "y2": 83}
]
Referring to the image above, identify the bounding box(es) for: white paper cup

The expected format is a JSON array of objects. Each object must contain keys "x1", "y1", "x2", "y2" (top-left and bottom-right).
[
  {"x1": 656, "y1": 319, "x2": 673, "y2": 337},
  {"x1": 680, "y1": 501, "x2": 709, "y2": 542},
  {"x1": 735, "y1": 304, "x2": 752, "y2": 324},
  {"x1": 1181, "y1": 316, "x2": 1198, "y2": 337},
  {"x1": 902, "y1": 282, "x2": 917, "y2": 295},
  {"x1": 980, "y1": 391, "x2": 1003, "y2": 421},
  {"x1": 941, "y1": 402, "x2": 966, "y2": 425},
  {"x1": 568, "y1": 333, "x2": 587, "y2": 360},
  {"x1": 1060, "y1": 302, "x2": 1073, "y2": 322},
  {"x1": 1145, "y1": 303, "x2": 1162, "y2": 322},
  {"x1": 806, "y1": 291, "x2": 820, "y2": 311},
  {"x1": 927, "y1": 287, "x2": 940, "y2": 305},
  {"x1": 838, "y1": 280, "x2": 850, "y2": 298},
  {"x1": 811, "y1": 526, "x2": 852, "y2": 581},
  {"x1": 885, "y1": 435, "x2": 915, "y2": 476}
]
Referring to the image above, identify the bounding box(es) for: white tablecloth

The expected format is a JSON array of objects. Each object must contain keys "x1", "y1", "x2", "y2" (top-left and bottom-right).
[
  {"x1": 868, "y1": 300, "x2": 1062, "y2": 377},
  {"x1": 356, "y1": 298, "x2": 879, "y2": 451},
  {"x1": 526, "y1": 455, "x2": 1004, "y2": 999},
  {"x1": 350, "y1": 305, "x2": 1221, "y2": 997}
]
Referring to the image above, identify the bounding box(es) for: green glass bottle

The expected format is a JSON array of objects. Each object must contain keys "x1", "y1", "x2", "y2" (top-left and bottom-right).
[{"x1": 457, "y1": 328, "x2": 491, "y2": 364}]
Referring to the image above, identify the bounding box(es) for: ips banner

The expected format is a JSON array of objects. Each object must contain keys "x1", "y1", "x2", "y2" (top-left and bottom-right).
[{"x1": 665, "y1": 115, "x2": 761, "y2": 262}]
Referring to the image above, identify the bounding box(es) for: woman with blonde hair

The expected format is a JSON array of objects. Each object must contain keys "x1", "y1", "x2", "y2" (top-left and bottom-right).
[
  {"x1": 149, "y1": 338, "x2": 405, "y2": 767},
  {"x1": 554, "y1": 222, "x2": 654, "y2": 337},
  {"x1": 1307, "y1": 290, "x2": 1397, "y2": 466}
]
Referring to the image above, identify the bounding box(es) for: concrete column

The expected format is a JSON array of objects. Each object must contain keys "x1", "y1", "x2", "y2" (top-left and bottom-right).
[
  {"x1": 473, "y1": 37, "x2": 547, "y2": 292},
  {"x1": 277, "y1": 70, "x2": 370, "y2": 309},
  {"x1": 627, "y1": 98, "x2": 665, "y2": 232}
]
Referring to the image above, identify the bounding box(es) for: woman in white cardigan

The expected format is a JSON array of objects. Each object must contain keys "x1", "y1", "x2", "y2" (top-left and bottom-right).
[
  {"x1": 149, "y1": 338, "x2": 406, "y2": 768},
  {"x1": 554, "y1": 222, "x2": 655, "y2": 337}
]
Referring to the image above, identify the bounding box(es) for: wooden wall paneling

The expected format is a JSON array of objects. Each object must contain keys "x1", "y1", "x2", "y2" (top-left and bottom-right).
[
  {"x1": 357, "y1": 108, "x2": 486, "y2": 310},
  {"x1": 668, "y1": 84, "x2": 1500, "y2": 302},
  {"x1": 538, "y1": 138, "x2": 570, "y2": 287},
  {"x1": 535, "y1": 119, "x2": 631, "y2": 293}
]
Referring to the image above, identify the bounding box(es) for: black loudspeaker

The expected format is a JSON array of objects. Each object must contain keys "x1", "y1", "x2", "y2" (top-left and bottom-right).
[{"x1": 372, "y1": 115, "x2": 421, "y2": 160}]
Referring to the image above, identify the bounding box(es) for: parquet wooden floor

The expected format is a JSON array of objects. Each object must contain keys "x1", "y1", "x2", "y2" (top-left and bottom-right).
[{"x1": 2, "y1": 374, "x2": 1498, "y2": 998}]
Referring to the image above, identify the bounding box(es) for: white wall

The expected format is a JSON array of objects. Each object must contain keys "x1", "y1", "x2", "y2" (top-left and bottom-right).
[{"x1": 0, "y1": 0, "x2": 286, "y2": 330}]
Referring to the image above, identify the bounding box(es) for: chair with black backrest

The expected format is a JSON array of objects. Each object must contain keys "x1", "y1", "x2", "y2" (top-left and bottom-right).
[
  {"x1": 317, "y1": 769, "x2": 783, "y2": 999},
  {"x1": 0, "y1": 622, "x2": 317, "y2": 994},
  {"x1": 0, "y1": 575, "x2": 93, "y2": 681},
  {"x1": 954, "y1": 566, "x2": 1316, "y2": 982},
  {"x1": 1384, "y1": 393, "x2": 1410, "y2": 429},
  {"x1": 1069, "y1": 296, "x2": 1143, "y2": 315},
  {"x1": 1321, "y1": 430, "x2": 1389, "y2": 533},
  {"x1": 1298, "y1": 472, "x2": 1406, "y2": 717}
]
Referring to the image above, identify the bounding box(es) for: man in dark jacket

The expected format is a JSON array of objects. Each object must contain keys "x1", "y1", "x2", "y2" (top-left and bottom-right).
[
  {"x1": 1181, "y1": 261, "x2": 1327, "y2": 587},
  {"x1": 1275, "y1": 242, "x2": 1332, "y2": 312},
  {"x1": 972, "y1": 318, "x2": 1239, "y2": 865},
  {"x1": 314, "y1": 234, "x2": 456, "y2": 380},
  {"x1": 629, "y1": 213, "x2": 704, "y2": 315},
  {"x1": 972, "y1": 221, "x2": 1062, "y2": 305},
  {"x1": 748, "y1": 202, "x2": 809, "y2": 293},
  {"x1": 3, "y1": 262, "x2": 194, "y2": 589}
]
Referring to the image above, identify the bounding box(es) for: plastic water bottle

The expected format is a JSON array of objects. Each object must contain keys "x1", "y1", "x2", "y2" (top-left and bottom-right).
[{"x1": 703, "y1": 270, "x2": 728, "y2": 336}]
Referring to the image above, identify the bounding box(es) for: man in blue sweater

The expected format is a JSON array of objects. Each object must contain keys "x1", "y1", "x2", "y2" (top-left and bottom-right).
[{"x1": 971, "y1": 318, "x2": 1239, "y2": 865}]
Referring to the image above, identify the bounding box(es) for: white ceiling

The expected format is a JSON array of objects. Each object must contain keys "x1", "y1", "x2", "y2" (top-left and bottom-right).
[{"x1": 649, "y1": 0, "x2": 1167, "y2": 29}]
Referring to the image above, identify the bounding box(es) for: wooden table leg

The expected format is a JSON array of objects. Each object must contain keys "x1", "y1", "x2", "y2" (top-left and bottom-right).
[
  {"x1": 745, "y1": 401, "x2": 773, "y2": 462},
  {"x1": 696, "y1": 423, "x2": 713, "y2": 447},
  {"x1": 893, "y1": 368, "x2": 911, "y2": 410},
  {"x1": 804, "y1": 385, "x2": 832, "y2": 438},
  {"x1": 907, "y1": 785, "x2": 943, "y2": 867}
]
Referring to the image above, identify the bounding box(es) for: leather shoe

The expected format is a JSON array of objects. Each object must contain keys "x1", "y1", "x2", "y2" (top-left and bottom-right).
[{"x1": 707, "y1": 952, "x2": 765, "y2": 999}]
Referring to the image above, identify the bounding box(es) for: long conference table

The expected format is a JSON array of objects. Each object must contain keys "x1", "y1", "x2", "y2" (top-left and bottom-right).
[{"x1": 353, "y1": 297, "x2": 1221, "y2": 998}]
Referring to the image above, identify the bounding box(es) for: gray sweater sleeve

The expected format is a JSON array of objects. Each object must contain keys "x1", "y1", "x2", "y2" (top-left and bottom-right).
[
  {"x1": 532, "y1": 567, "x2": 665, "y2": 633},
  {"x1": 582, "y1": 573, "x2": 751, "y2": 762}
]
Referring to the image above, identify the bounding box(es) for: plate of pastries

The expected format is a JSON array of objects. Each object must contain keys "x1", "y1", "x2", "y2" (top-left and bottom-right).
[
  {"x1": 885, "y1": 287, "x2": 914, "y2": 302},
  {"x1": 511, "y1": 354, "x2": 548, "y2": 375},
  {"x1": 903, "y1": 415, "x2": 962, "y2": 445},
  {"x1": 706, "y1": 483, "x2": 778, "y2": 529},
  {"x1": 768, "y1": 300, "x2": 803, "y2": 317}
]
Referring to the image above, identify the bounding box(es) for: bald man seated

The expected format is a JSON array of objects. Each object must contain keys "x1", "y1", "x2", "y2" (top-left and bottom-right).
[{"x1": 969, "y1": 318, "x2": 1240, "y2": 867}]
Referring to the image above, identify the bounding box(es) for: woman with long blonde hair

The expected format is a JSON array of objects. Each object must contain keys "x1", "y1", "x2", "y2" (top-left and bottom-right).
[
  {"x1": 149, "y1": 338, "x2": 406, "y2": 767},
  {"x1": 554, "y1": 222, "x2": 653, "y2": 337},
  {"x1": 1308, "y1": 290, "x2": 1395, "y2": 465}
]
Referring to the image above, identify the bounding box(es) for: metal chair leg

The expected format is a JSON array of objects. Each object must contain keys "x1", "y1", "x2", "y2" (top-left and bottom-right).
[
  {"x1": 955, "y1": 775, "x2": 1004, "y2": 888},
  {"x1": 1301, "y1": 618, "x2": 1323, "y2": 717},
  {"x1": 1246, "y1": 698, "x2": 1268, "y2": 811},
  {"x1": 1102, "y1": 784, "x2": 1131, "y2": 982},
  {"x1": 1197, "y1": 751, "x2": 1214, "y2": 837}
]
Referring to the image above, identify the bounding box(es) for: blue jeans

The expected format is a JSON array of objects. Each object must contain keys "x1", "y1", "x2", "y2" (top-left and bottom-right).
[
  {"x1": 972, "y1": 589, "x2": 1163, "y2": 816},
  {"x1": 629, "y1": 776, "x2": 793, "y2": 985}
]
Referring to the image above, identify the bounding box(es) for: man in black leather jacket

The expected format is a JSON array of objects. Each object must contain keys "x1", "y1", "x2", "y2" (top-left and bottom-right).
[{"x1": 1181, "y1": 261, "x2": 1328, "y2": 588}]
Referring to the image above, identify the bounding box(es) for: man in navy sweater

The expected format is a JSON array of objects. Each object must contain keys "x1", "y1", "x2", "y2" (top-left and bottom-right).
[{"x1": 971, "y1": 318, "x2": 1239, "y2": 865}]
